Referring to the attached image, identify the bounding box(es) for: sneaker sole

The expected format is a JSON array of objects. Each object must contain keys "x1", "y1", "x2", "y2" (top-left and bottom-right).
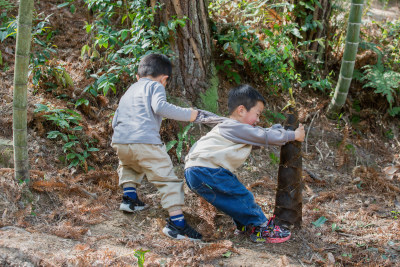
[
  {"x1": 265, "y1": 234, "x2": 291, "y2": 243},
  {"x1": 119, "y1": 203, "x2": 147, "y2": 212},
  {"x1": 162, "y1": 227, "x2": 201, "y2": 241},
  {"x1": 250, "y1": 233, "x2": 291, "y2": 243}
]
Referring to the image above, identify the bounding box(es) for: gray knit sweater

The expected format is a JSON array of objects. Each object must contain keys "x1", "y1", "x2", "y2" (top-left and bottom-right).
[{"x1": 112, "y1": 78, "x2": 192, "y2": 144}]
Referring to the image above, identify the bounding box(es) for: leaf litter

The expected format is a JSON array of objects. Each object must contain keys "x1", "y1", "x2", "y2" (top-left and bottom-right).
[{"x1": 0, "y1": 1, "x2": 400, "y2": 266}]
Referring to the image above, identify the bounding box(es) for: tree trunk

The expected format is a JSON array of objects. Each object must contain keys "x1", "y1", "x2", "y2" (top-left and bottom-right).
[
  {"x1": 327, "y1": 0, "x2": 364, "y2": 118},
  {"x1": 308, "y1": 0, "x2": 331, "y2": 53},
  {"x1": 153, "y1": 0, "x2": 212, "y2": 104},
  {"x1": 13, "y1": 0, "x2": 34, "y2": 181},
  {"x1": 291, "y1": 0, "x2": 332, "y2": 78},
  {"x1": 274, "y1": 108, "x2": 303, "y2": 228}
]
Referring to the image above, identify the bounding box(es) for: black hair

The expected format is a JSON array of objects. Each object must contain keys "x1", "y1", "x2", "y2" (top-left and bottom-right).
[
  {"x1": 228, "y1": 84, "x2": 266, "y2": 115},
  {"x1": 137, "y1": 53, "x2": 172, "y2": 78}
]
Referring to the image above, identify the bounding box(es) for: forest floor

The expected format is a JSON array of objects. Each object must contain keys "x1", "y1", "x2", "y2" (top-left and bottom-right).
[{"x1": 1, "y1": 0, "x2": 400, "y2": 266}]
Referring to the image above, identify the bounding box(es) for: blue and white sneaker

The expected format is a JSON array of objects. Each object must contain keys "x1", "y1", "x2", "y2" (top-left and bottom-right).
[
  {"x1": 119, "y1": 195, "x2": 148, "y2": 212},
  {"x1": 162, "y1": 219, "x2": 202, "y2": 240}
]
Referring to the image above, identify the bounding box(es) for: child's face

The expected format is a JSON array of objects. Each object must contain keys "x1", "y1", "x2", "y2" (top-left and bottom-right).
[{"x1": 236, "y1": 101, "x2": 265, "y2": 126}]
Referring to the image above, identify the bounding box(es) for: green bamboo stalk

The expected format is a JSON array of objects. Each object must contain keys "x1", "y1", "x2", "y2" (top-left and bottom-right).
[
  {"x1": 13, "y1": 0, "x2": 34, "y2": 181},
  {"x1": 327, "y1": 0, "x2": 364, "y2": 118}
]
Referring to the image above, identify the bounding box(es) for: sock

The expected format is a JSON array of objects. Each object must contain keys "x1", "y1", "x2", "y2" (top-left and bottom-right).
[
  {"x1": 170, "y1": 214, "x2": 186, "y2": 228},
  {"x1": 123, "y1": 187, "x2": 137, "y2": 200}
]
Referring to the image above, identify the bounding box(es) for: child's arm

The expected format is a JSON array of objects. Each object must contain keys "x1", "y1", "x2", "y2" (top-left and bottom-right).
[
  {"x1": 151, "y1": 83, "x2": 197, "y2": 122},
  {"x1": 218, "y1": 120, "x2": 303, "y2": 147}
]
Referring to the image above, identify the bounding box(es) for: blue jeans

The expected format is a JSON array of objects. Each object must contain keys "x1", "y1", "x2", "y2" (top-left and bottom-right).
[{"x1": 185, "y1": 166, "x2": 267, "y2": 227}]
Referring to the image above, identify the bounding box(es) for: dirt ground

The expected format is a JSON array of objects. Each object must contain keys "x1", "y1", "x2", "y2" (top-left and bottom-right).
[{"x1": 1, "y1": 0, "x2": 400, "y2": 266}]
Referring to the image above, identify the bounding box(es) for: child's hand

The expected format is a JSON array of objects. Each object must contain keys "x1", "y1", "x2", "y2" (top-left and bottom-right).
[
  {"x1": 190, "y1": 109, "x2": 199, "y2": 122},
  {"x1": 294, "y1": 124, "x2": 305, "y2": 142}
]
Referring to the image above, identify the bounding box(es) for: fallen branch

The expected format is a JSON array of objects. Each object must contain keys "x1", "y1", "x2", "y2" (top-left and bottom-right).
[{"x1": 304, "y1": 168, "x2": 323, "y2": 182}]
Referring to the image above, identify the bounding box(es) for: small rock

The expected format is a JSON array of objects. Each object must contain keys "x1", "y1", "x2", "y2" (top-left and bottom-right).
[
  {"x1": 327, "y1": 252, "x2": 335, "y2": 265},
  {"x1": 4, "y1": 47, "x2": 13, "y2": 54},
  {"x1": 3, "y1": 95, "x2": 12, "y2": 103},
  {"x1": 352, "y1": 177, "x2": 361, "y2": 184}
]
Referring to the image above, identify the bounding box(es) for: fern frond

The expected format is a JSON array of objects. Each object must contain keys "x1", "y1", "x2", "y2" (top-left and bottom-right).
[{"x1": 362, "y1": 64, "x2": 400, "y2": 108}]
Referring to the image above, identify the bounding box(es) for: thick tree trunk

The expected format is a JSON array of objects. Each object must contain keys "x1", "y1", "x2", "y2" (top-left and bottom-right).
[
  {"x1": 153, "y1": 0, "x2": 212, "y2": 104},
  {"x1": 13, "y1": 0, "x2": 34, "y2": 181},
  {"x1": 274, "y1": 109, "x2": 303, "y2": 228},
  {"x1": 327, "y1": 0, "x2": 364, "y2": 118}
]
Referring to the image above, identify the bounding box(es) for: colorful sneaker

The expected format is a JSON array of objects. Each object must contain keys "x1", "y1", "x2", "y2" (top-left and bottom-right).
[
  {"x1": 162, "y1": 219, "x2": 202, "y2": 241},
  {"x1": 119, "y1": 195, "x2": 148, "y2": 212},
  {"x1": 250, "y1": 215, "x2": 291, "y2": 243}
]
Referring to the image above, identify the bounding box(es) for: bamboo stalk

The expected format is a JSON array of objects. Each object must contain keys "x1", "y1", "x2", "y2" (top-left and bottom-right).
[
  {"x1": 327, "y1": 0, "x2": 364, "y2": 118},
  {"x1": 13, "y1": 0, "x2": 34, "y2": 181}
]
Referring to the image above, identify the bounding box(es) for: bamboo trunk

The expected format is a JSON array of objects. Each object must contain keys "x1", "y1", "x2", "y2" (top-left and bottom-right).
[
  {"x1": 13, "y1": 0, "x2": 34, "y2": 181},
  {"x1": 327, "y1": 0, "x2": 364, "y2": 118},
  {"x1": 274, "y1": 109, "x2": 303, "y2": 228}
]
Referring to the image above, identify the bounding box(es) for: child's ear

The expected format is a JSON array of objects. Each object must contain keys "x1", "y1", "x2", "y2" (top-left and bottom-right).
[
  {"x1": 160, "y1": 75, "x2": 169, "y2": 86},
  {"x1": 237, "y1": 105, "x2": 246, "y2": 116}
]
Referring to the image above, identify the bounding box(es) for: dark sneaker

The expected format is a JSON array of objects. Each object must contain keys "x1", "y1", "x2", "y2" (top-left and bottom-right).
[
  {"x1": 233, "y1": 220, "x2": 251, "y2": 235},
  {"x1": 250, "y1": 215, "x2": 291, "y2": 243},
  {"x1": 119, "y1": 195, "x2": 148, "y2": 212},
  {"x1": 234, "y1": 225, "x2": 248, "y2": 235},
  {"x1": 162, "y1": 219, "x2": 202, "y2": 240}
]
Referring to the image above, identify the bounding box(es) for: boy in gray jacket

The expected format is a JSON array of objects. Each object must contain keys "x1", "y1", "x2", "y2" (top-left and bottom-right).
[
  {"x1": 112, "y1": 53, "x2": 203, "y2": 240},
  {"x1": 184, "y1": 84, "x2": 305, "y2": 243}
]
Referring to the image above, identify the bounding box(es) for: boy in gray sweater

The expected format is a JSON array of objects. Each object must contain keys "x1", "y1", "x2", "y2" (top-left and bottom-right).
[
  {"x1": 185, "y1": 84, "x2": 305, "y2": 243},
  {"x1": 112, "y1": 53, "x2": 203, "y2": 240}
]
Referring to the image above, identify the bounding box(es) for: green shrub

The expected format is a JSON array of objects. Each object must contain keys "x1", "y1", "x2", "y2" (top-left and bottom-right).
[
  {"x1": 210, "y1": 0, "x2": 300, "y2": 92},
  {"x1": 34, "y1": 104, "x2": 99, "y2": 170},
  {"x1": 82, "y1": 0, "x2": 187, "y2": 96}
]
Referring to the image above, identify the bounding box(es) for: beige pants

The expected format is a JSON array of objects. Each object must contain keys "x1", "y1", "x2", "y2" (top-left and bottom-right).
[{"x1": 112, "y1": 143, "x2": 184, "y2": 212}]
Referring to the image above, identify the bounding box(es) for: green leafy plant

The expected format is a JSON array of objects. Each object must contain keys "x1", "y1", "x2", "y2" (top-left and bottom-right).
[
  {"x1": 166, "y1": 123, "x2": 194, "y2": 162},
  {"x1": 361, "y1": 62, "x2": 400, "y2": 116},
  {"x1": 342, "y1": 253, "x2": 353, "y2": 259},
  {"x1": 222, "y1": 251, "x2": 232, "y2": 258},
  {"x1": 0, "y1": 12, "x2": 17, "y2": 42},
  {"x1": 200, "y1": 68, "x2": 219, "y2": 114},
  {"x1": 82, "y1": 0, "x2": 188, "y2": 96},
  {"x1": 312, "y1": 216, "x2": 327, "y2": 227},
  {"x1": 210, "y1": 1, "x2": 300, "y2": 92},
  {"x1": 57, "y1": 0, "x2": 76, "y2": 14},
  {"x1": 133, "y1": 249, "x2": 149, "y2": 267},
  {"x1": 215, "y1": 23, "x2": 300, "y2": 91},
  {"x1": 331, "y1": 223, "x2": 341, "y2": 232},
  {"x1": 25, "y1": 12, "x2": 75, "y2": 95},
  {"x1": 34, "y1": 104, "x2": 99, "y2": 170},
  {"x1": 269, "y1": 152, "x2": 279, "y2": 165},
  {"x1": 216, "y1": 60, "x2": 241, "y2": 84},
  {"x1": 391, "y1": 210, "x2": 399, "y2": 219},
  {"x1": 301, "y1": 70, "x2": 334, "y2": 93}
]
